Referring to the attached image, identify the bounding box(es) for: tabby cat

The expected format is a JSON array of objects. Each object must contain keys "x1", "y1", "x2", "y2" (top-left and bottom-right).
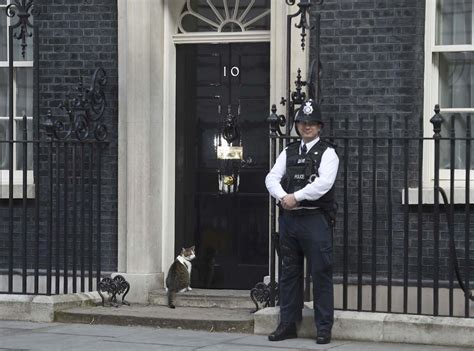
[{"x1": 165, "y1": 246, "x2": 196, "y2": 309}]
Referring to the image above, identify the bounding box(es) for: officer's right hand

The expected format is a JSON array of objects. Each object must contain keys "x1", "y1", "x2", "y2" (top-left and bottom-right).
[{"x1": 280, "y1": 194, "x2": 298, "y2": 210}]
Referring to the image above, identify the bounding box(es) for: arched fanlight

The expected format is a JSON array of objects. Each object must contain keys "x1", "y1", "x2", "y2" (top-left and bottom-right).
[{"x1": 178, "y1": 0, "x2": 270, "y2": 33}]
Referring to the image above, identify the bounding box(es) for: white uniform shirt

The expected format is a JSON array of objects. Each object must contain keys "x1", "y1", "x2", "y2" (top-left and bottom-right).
[{"x1": 265, "y1": 137, "x2": 339, "y2": 209}]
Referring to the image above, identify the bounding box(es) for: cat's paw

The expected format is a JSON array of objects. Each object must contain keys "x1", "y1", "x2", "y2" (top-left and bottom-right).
[
  {"x1": 187, "y1": 287, "x2": 192, "y2": 291},
  {"x1": 168, "y1": 304, "x2": 176, "y2": 309},
  {"x1": 165, "y1": 288, "x2": 168, "y2": 292}
]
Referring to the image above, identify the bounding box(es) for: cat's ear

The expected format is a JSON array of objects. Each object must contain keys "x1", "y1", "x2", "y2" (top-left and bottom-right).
[
  {"x1": 181, "y1": 248, "x2": 185, "y2": 254},
  {"x1": 190, "y1": 246, "x2": 195, "y2": 251}
]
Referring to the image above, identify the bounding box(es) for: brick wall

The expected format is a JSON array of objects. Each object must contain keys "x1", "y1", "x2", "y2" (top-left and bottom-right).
[
  {"x1": 0, "y1": 0, "x2": 118, "y2": 283},
  {"x1": 37, "y1": 0, "x2": 118, "y2": 272},
  {"x1": 310, "y1": 0, "x2": 474, "y2": 284}
]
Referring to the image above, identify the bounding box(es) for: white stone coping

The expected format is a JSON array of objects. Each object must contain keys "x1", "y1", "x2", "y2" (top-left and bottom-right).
[
  {"x1": 0, "y1": 184, "x2": 35, "y2": 199},
  {"x1": 255, "y1": 305, "x2": 474, "y2": 348},
  {"x1": 0, "y1": 292, "x2": 101, "y2": 323}
]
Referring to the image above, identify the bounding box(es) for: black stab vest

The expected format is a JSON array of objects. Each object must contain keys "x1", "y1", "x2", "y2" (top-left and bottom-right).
[{"x1": 281, "y1": 140, "x2": 335, "y2": 211}]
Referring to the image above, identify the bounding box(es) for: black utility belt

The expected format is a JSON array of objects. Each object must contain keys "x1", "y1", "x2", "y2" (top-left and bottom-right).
[{"x1": 281, "y1": 208, "x2": 322, "y2": 216}]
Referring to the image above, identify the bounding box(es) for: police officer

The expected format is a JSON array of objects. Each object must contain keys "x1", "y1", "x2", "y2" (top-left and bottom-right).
[{"x1": 265, "y1": 99, "x2": 339, "y2": 345}]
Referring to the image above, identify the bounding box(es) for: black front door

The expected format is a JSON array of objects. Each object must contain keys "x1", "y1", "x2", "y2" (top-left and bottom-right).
[{"x1": 175, "y1": 43, "x2": 270, "y2": 289}]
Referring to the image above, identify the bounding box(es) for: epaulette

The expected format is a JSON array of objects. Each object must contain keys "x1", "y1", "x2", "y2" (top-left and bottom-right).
[
  {"x1": 284, "y1": 140, "x2": 301, "y2": 150},
  {"x1": 320, "y1": 138, "x2": 337, "y2": 149}
]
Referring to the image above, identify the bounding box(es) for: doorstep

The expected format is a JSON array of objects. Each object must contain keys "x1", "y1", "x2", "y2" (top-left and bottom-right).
[{"x1": 55, "y1": 305, "x2": 254, "y2": 333}]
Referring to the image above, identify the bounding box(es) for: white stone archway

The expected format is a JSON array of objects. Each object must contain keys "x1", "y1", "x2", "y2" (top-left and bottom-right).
[{"x1": 116, "y1": 0, "x2": 304, "y2": 302}]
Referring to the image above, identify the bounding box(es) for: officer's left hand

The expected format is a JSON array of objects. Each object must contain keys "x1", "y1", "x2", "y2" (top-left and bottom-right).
[{"x1": 281, "y1": 194, "x2": 298, "y2": 209}]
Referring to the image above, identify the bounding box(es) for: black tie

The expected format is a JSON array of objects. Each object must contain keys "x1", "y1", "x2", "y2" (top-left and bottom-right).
[{"x1": 301, "y1": 143, "x2": 307, "y2": 154}]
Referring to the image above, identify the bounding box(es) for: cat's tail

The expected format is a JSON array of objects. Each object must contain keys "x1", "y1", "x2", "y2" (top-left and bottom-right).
[{"x1": 167, "y1": 290, "x2": 176, "y2": 309}]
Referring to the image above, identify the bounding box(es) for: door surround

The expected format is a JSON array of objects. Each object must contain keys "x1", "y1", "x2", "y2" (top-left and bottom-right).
[
  {"x1": 117, "y1": 1, "x2": 308, "y2": 296},
  {"x1": 159, "y1": 0, "x2": 293, "y2": 272}
]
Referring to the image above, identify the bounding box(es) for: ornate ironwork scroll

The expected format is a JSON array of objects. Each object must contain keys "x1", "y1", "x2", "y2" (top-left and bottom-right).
[
  {"x1": 250, "y1": 281, "x2": 279, "y2": 312},
  {"x1": 97, "y1": 275, "x2": 130, "y2": 307},
  {"x1": 41, "y1": 68, "x2": 108, "y2": 141},
  {"x1": 6, "y1": 0, "x2": 39, "y2": 58}
]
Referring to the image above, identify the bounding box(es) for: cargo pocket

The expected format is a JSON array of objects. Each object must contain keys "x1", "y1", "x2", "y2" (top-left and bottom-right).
[{"x1": 319, "y1": 244, "x2": 333, "y2": 270}]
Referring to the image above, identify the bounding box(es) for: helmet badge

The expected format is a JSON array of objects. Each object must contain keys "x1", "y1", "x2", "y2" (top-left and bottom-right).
[{"x1": 302, "y1": 101, "x2": 313, "y2": 115}]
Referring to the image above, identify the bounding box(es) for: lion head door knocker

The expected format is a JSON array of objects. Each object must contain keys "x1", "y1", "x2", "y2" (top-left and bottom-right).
[{"x1": 216, "y1": 104, "x2": 243, "y2": 194}]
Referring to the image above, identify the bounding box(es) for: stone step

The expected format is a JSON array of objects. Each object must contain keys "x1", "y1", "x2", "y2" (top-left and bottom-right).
[
  {"x1": 149, "y1": 288, "x2": 257, "y2": 309},
  {"x1": 55, "y1": 305, "x2": 254, "y2": 333}
]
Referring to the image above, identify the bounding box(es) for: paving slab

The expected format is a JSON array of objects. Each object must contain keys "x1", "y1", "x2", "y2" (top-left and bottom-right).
[{"x1": 0, "y1": 321, "x2": 470, "y2": 351}]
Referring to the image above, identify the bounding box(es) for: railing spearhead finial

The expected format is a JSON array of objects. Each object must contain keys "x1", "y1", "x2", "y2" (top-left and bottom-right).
[{"x1": 430, "y1": 104, "x2": 444, "y2": 138}]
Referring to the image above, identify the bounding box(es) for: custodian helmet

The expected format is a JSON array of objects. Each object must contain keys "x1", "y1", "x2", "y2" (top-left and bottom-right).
[{"x1": 294, "y1": 99, "x2": 324, "y2": 127}]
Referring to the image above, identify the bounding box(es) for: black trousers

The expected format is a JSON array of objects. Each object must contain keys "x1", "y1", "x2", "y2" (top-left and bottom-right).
[{"x1": 278, "y1": 211, "x2": 334, "y2": 334}]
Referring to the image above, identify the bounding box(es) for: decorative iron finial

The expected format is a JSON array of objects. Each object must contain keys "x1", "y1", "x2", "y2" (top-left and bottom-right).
[
  {"x1": 6, "y1": 0, "x2": 39, "y2": 58},
  {"x1": 291, "y1": 68, "x2": 307, "y2": 105},
  {"x1": 430, "y1": 104, "x2": 444, "y2": 138},
  {"x1": 295, "y1": 1, "x2": 311, "y2": 50},
  {"x1": 41, "y1": 110, "x2": 55, "y2": 139},
  {"x1": 285, "y1": 0, "x2": 325, "y2": 50},
  {"x1": 267, "y1": 104, "x2": 286, "y2": 136}
]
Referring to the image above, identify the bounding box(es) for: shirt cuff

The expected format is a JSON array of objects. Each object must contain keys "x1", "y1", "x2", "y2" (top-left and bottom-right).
[
  {"x1": 293, "y1": 190, "x2": 305, "y2": 202},
  {"x1": 275, "y1": 189, "x2": 287, "y2": 201}
]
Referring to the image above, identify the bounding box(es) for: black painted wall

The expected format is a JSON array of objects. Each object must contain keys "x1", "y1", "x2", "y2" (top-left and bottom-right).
[
  {"x1": 310, "y1": 0, "x2": 474, "y2": 284},
  {"x1": 0, "y1": 0, "x2": 118, "y2": 282}
]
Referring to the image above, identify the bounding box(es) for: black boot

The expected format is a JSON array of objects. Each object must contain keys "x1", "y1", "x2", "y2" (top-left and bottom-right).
[
  {"x1": 268, "y1": 322, "x2": 297, "y2": 341},
  {"x1": 316, "y1": 331, "x2": 331, "y2": 344}
]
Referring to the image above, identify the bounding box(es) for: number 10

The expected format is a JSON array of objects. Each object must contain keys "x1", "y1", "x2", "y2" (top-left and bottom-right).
[{"x1": 223, "y1": 66, "x2": 240, "y2": 77}]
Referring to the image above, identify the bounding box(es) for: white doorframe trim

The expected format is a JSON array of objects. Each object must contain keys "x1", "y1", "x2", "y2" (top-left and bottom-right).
[{"x1": 173, "y1": 31, "x2": 271, "y2": 44}]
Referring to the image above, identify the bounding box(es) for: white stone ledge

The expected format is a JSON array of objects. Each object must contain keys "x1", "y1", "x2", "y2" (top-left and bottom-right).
[
  {"x1": 255, "y1": 306, "x2": 474, "y2": 348},
  {"x1": 0, "y1": 292, "x2": 101, "y2": 322},
  {"x1": 0, "y1": 184, "x2": 35, "y2": 199},
  {"x1": 402, "y1": 187, "x2": 474, "y2": 205}
]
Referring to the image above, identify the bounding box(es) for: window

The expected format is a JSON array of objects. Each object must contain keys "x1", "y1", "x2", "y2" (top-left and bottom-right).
[
  {"x1": 178, "y1": 0, "x2": 271, "y2": 33},
  {"x1": 425, "y1": 0, "x2": 474, "y2": 184},
  {"x1": 0, "y1": 0, "x2": 34, "y2": 189}
]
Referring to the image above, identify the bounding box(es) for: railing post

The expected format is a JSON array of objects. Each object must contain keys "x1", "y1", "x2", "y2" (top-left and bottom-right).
[
  {"x1": 430, "y1": 104, "x2": 444, "y2": 316},
  {"x1": 267, "y1": 105, "x2": 280, "y2": 307}
]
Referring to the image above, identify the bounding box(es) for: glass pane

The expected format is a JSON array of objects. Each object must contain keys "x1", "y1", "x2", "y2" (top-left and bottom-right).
[
  {"x1": 0, "y1": 67, "x2": 8, "y2": 116},
  {"x1": 436, "y1": 0, "x2": 472, "y2": 45},
  {"x1": 16, "y1": 68, "x2": 33, "y2": 117},
  {"x1": 180, "y1": 0, "x2": 270, "y2": 33},
  {"x1": 15, "y1": 118, "x2": 33, "y2": 171},
  {"x1": 0, "y1": 118, "x2": 10, "y2": 170},
  {"x1": 440, "y1": 113, "x2": 474, "y2": 170},
  {"x1": 438, "y1": 52, "x2": 474, "y2": 108},
  {"x1": 0, "y1": 7, "x2": 6, "y2": 61}
]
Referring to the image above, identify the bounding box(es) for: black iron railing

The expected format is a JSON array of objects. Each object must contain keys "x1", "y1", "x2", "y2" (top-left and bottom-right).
[
  {"x1": 267, "y1": 107, "x2": 474, "y2": 317},
  {"x1": 257, "y1": 0, "x2": 474, "y2": 319},
  {"x1": 0, "y1": 0, "x2": 107, "y2": 295}
]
